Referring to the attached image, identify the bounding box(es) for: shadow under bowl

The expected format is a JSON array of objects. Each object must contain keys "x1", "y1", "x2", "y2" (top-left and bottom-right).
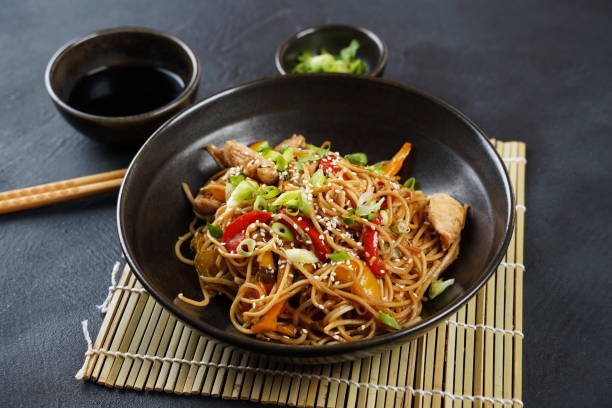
[
  {"x1": 118, "y1": 74, "x2": 514, "y2": 364},
  {"x1": 45, "y1": 27, "x2": 200, "y2": 146},
  {"x1": 275, "y1": 24, "x2": 388, "y2": 77}
]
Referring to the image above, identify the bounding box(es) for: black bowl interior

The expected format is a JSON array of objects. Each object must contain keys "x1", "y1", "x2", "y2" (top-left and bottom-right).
[
  {"x1": 276, "y1": 24, "x2": 387, "y2": 76},
  {"x1": 118, "y1": 75, "x2": 513, "y2": 361}
]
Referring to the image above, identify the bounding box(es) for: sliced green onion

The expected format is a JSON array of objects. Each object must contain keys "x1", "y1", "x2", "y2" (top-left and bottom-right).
[
  {"x1": 227, "y1": 179, "x2": 258, "y2": 208},
  {"x1": 286, "y1": 207, "x2": 300, "y2": 216},
  {"x1": 254, "y1": 141, "x2": 270, "y2": 153},
  {"x1": 391, "y1": 221, "x2": 408, "y2": 235},
  {"x1": 380, "y1": 210, "x2": 389, "y2": 226},
  {"x1": 228, "y1": 173, "x2": 246, "y2": 187},
  {"x1": 262, "y1": 150, "x2": 288, "y2": 171},
  {"x1": 392, "y1": 248, "x2": 402, "y2": 259},
  {"x1": 356, "y1": 197, "x2": 385, "y2": 217},
  {"x1": 306, "y1": 144, "x2": 328, "y2": 156},
  {"x1": 296, "y1": 162, "x2": 304, "y2": 173},
  {"x1": 326, "y1": 251, "x2": 350, "y2": 263},
  {"x1": 206, "y1": 223, "x2": 223, "y2": 239},
  {"x1": 237, "y1": 238, "x2": 256, "y2": 256},
  {"x1": 282, "y1": 147, "x2": 294, "y2": 163},
  {"x1": 258, "y1": 185, "x2": 280, "y2": 199},
  {"x1": 297, "y1": 154, "x2": 319, "y2": 162},
  {"x1": 284, "y1": 248, "x2": 318, "y2": 264},
  {"x1": 365, "y1": 213, "x2": 378, "y2": 221},
  {"x1": 403, "y1": 177, "x2": 416, "y2": 190},
  {"x1": 299, "y1": 144, "x2": 329, "y2": 162},
  {"x1": 428, "y1": 278, "x2": 455, "y2": 300},
  {"x1": 271, "y1": 222, "x2": 294, "y2": 241},
  {"x1": 253, "y1": 195, "x2": 268, "y2": 211},
  {"x1": 366, "y1": 164, "x2": 384, "y2": 175},
  {"x1": 378, "y1": 312, "x2": 401, "y2": 330},
  {"x1": 309, "y1": 169, "x2": 327, "y2": 188},
  {"x1": 272, "y1": 190, "x2": 311, "y2": 216},
  {"x1": 345, "y1": 153, "x2": 368, "y2": 166},
  {"x1": 343, "y1": 216, "x2": 355, "y2": 226}
]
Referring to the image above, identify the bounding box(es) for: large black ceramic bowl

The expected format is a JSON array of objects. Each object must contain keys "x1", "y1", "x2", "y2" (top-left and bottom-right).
[{"x1": 118, "y1": 75, "x2": 514, "y2": 363}]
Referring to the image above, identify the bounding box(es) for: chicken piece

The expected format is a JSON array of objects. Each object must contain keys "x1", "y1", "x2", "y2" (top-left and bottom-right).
[
  {"x1": 193, "y1": 191, "x2": 222, "y2": 217},
  {"x1": 427, "y1": 193, "x2": 466, "y2": 250},
  {"x1": 206, "y1": 140, "x2": 278, "y2": 184},
  {"x1": 275, "y1": 134, "x2": 305, "y2": 150},
  {"x1": 206, "y1": 145, "x2": 227, "y2": 167},
  {"x1": 240, "y1": 158, "x2": 279, "y2": 185},
  {"x1": 331, "y1": 189, "x2": 346, "y2": 208}
]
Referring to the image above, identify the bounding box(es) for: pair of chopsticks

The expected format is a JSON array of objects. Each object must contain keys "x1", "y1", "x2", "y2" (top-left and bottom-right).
[{"x1": 0, "y1": 169, "x2": 127, "y2": 215}]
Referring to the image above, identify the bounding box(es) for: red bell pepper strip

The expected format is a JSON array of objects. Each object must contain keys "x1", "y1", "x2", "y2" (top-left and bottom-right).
[
  {"x1": 222, "y1": 211, "x2": 272, "y2": 253},
  {"x1": 279, "y1": 210, "x2": 331, "y2": 262},
  {"x1": 361, "y1": 200, "x2": 387, "y2": 278},
  {"x1": 319, "y1": 153, "x2": 341, "y2": 175}
]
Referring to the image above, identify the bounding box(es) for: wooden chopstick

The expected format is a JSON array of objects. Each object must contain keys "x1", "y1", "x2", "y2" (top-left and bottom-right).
[{"x1": 0, "y1": 168, "x2": 126, "y2": 215}]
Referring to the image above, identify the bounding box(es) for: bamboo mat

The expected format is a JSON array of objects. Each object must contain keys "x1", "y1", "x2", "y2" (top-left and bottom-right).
[{"x1": 76, "y1": 140, "x2": 526, "y2": 408}]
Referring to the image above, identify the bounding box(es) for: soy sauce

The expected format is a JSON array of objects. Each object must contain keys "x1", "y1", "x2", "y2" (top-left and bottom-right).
[{"x1": 67, "y1": 66, "x2": 185, "y2": 116}]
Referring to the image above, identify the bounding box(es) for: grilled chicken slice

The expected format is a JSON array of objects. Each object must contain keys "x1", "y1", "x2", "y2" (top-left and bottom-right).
[
  {"x1": 193, "y1": 191, "x2": 222, "y2": 217},
  {"x1": 206, "y1": 140, "x2": 278, "y2": 184},
  {"x1": 275, "y1": 134, "x2": 306, "y2": 150},
  {"x1": 427, "y1": 193, "x2": 466, "y2": 249}
]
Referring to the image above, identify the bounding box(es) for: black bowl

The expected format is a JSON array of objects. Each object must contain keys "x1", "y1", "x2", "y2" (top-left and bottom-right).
[
  {"x1": 45, "y1": 27, "x2": 200, "y2": 146},
  {"x1": 118, "y1": 75, "x2": 514, "y2": 363},
  {"x1": 275, "y1": 24, "x2": 388, "y2": 76}
]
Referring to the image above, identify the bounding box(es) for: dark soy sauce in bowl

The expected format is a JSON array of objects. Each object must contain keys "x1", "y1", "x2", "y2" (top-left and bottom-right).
[{"x1": 67, "y1": 66, "x2": 185, "y2": 117}]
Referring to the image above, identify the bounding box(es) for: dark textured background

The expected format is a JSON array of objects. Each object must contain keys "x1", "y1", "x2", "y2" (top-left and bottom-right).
[{"x1": 1, "y1": 1, "x2": 611, "y2": 406}]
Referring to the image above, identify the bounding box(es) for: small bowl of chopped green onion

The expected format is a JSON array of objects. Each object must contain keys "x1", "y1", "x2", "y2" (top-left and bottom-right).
[{"x1": 275, "y1": 24, "x2": 388, "y2": 76}]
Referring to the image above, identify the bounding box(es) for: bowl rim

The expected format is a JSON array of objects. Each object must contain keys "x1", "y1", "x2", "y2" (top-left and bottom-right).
[
  {"x1": 44, "y1": 26, "x2": 201, "y2": 123},
  {"x1": 117, "y1": 74, "x2": 515, "y2": 357},
  {"x1": 274, "y1": 23, "x2": 389, "y2": 76}
]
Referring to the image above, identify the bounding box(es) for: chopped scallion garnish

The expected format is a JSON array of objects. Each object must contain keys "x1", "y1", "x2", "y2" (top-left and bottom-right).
[
  {"x1": 378, "y1": 311, "x2": 401, "y2": 330},
  {"x1": 309, "y1": 169, "x2": 326, "y2": 188},
  {"x1": 258, "y1": 185, "x2": 280, "y2": 199},
  {"x1": 228, "y1": 173, "x2": 246, "y2": 187},
  {"x1": 326, "y1": 251, "x2": 350, "y2": 263},
  {"x1": 284, "y1": 248, "x2": 319, "y2": 264},
  {"x1": 345, "y1": 153, "x2": 368, "y2": 166},
  {"x1": 237, "y1": 238, "x2": 256, "y2": 256},
  {"x1": 206, "y1": 223, "x2": 223, "y2": 239},
  {"x1": 428, "y1": 278, "x2": 455, "y2": 299},
  {"x1": 271, "y1": 222, "x2": 294, "y2": 241},
  {"x1": 403, "y1": 177, "x2": 416, "y2": 190}
]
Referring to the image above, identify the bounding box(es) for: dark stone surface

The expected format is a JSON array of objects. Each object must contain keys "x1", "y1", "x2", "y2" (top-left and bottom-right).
[{"x1": 1, "y1": 0, "x2": 610, "y2": 406}]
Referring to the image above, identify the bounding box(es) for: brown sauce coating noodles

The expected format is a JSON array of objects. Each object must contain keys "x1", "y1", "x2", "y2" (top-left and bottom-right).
[{"x1": 175, "y1": 138, "x2": 467, "y2": 345}]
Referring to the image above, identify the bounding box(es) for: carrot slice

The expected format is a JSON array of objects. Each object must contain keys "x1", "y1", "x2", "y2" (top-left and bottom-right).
[
  {"x1": 383, "y1": 142, "x2": 412, "y2": 177},
  {"x1": 251, "y1": 301, "x2": 286, "y2": 333}
]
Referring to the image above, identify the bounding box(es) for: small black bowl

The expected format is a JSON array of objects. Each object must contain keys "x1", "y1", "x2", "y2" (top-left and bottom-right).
[
  {"x1": 275, "y1": 24, "x2": 388, "y2": 76},
  {"x1": 118, "y1": 74, "x2": 514, "y2": 364},
  {"x1": 45, "y1": 27, "x2": 200, "y2": 146}
]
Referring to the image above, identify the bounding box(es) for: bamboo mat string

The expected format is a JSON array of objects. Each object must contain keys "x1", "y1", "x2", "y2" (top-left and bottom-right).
[
  {"x1": 75, "y1": 140, "x2": 526, "y2": 408},
  {"x1": 75, "y1": 319, "x2": 522, "y2": 406}
]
